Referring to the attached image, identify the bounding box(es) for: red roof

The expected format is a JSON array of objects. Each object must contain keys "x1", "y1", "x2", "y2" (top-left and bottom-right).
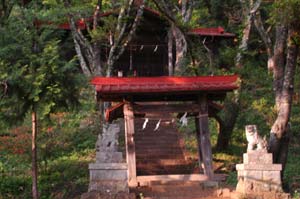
[
  {"x1": 92, "y1": 75, "x2": 239, "y2": 94},
  {"x1": 188, "y1": 27, "x2": 235, "y2": 37},
  {"x1": 53, "y1": 7, "x2": 159, "y2": 30}
]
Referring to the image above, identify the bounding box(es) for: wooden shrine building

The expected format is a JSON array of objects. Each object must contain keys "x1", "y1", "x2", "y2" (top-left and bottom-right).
[
  {"x1": 91, "y1": 75, "x2": 239, "y2": 186},
  {"x1": 52, "y1": 6, "x2": 234, "y2": 77}
]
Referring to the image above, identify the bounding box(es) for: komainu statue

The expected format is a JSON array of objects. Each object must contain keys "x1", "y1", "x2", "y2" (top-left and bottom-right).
[{"x1": 245, "y1": 125, "x2": 267, "y2": 152}]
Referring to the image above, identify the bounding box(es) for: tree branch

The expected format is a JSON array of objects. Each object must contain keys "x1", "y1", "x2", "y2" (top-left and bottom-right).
[
  {"x1": 106, "y1": 0, "x2": 144, "y2": 76},
  {"x1": 93, "y1": 0, "x2": 102, "y2": 30},
  {"x1": 254, "y1": 11, "x2": 274, "y2": 70},
  {"x1": 73, "y1": 38, "x2": 92, "y2": 76}
]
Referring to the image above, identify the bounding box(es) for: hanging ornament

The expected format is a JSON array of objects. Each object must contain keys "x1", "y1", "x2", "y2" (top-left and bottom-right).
[
  {"x1": 154, "y1": 119, "x2": 161, "y2": 131},
  {"x1": 179, "y1": 112, "x2": 188, "y2": 127},
  {"x1": 153, "y1": 45, "x2": 158, "y2": 52},
  {"x1": 142, "y1": 118, "x2": 149, "y2": 130}
]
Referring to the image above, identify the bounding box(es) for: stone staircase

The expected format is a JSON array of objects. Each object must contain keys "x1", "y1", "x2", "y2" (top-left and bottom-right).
[
  {"x1": 135, "y1": 118, "x2": 199, "y2": 176},
  {"x1": 132, "y1": 181, "x2": 232, "y2": 199}
]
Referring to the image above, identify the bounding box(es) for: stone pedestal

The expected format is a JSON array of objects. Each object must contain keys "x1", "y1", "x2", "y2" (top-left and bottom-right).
[
  {"x1": 87, "y1": 123, "x2": 129, "y2": 195},
  {"x1": 235, "y1": 151, "x2": 289, "y2": 199},
  {"x1": 88, "y1": 163, "x2": 128, "y2": 193}
]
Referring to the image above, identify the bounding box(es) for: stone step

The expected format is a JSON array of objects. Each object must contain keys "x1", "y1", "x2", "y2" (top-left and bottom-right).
[
  {"x1": 135, "y1": 136, "x2": 180, "y2": 141},
  {"x1": 136, "y1": 148, "x2": 184, "y2": 154},
  {"x1": 136, "y1": 144, "x2": 180, "y2": 148},
  {"x1": 136, "y1": 154, "x2": 185, "y2": 159},
  {"x1": 137, "y1": 169, "x2": 196, "y2": 176},
  {"x1": 134, "y1": 185, "x2": 219, "y2": 198},
  {"x1": 135, "y1": 145, "x2": 182, "y2": 149},
  {"x1": 135, "y1": 137, "x2": 180, "y2": 142},
  {"x1": 135, "y1": 147, "x2": 183, "y2": 151},
  {"x1": 135, "y1": 141, "x2": 181, "y2": 145},
  {"x1": 138, "y1": 159, "x2": 191, "y2": 165},
  {"x1": 137, "y1": 168, "x2": 198, "y2": 175}
]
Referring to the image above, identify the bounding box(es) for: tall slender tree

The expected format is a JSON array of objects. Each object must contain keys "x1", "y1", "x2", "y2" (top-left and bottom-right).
[
  {"x1": 243, "y1": 0, "x2": 300, "y2": 176},
  {"x1": 0, "y1": 4, "x2": 83, "y2": 198}
]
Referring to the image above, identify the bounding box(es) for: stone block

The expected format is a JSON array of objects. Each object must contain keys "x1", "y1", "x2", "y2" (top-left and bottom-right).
[
  {"x1": 216, "y1": 188, "x2": 231, "y2": 198},
  {"x1": 244, "y1": 170, "x2": 263, "y2": 181},
  {"x1": 243, "y1": 152, "x2": 273, "y2": 164},
  {"x1": 263, "y1": 171, "x2": 281, "y2": 183},
  {"x1": 203, "y1": 180, "x2": 219, "y2": 188},
  {"x1": 96, "y1": 152, "x2": 123, "y2": 163},
  {"x1": 89, "y1": 163, "x2": 128, "y2": 170},
  {"x1": 90, "y1": 170, "x2": 127, "y2": 181},
  {"x1": 81, "y1": 190, "x2": 136, "y2": 199},
  {"x1": 88, "y1": 180, "x2": 129, "y2": 193},
  {"x1": 263, "y1": 192, "x2": 277, "y2": 199},
  {"x1": 236, "y1": 164, "x2": 282, "y2": 171},
  {"x1": 229, "y1": 191, "x2": 243, "y2": 199},
  {"x1": 276, "y1": 193, "x2": 291, "y2": 199},
  {"x1": 89, "y1": 163, "x2": 128, "y2": 181}
]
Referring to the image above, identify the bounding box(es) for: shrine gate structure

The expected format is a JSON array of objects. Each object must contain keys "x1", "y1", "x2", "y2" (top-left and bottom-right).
[{"x1": 91, "y1": 75, "x2": 239, "y2": 187}]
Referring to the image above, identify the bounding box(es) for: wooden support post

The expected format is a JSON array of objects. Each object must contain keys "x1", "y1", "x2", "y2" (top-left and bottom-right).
[
  {"x1": 195, "y1": 117, "x2": 204, "y2": 171},
  {"x1": 196, "y1": 95, "x2": 214, "y2": 179},
  {"x1": 123, "y1": 102, "x2": 137, "y2": 187}
]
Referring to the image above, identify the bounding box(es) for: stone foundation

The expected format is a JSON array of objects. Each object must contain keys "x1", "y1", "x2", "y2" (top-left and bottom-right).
[
  {"x1": 235, "y1": 151, "x2": 290, "y2": 199},
  {"x1": 88, "y1": 163, "x2": 128, "y2": 193},
  {"x1": 82, "y1": 123, "x2": 130, "y2": 198}
]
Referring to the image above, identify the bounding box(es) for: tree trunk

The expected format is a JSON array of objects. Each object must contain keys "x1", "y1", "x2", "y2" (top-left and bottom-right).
[
  {"x1": 173, "y1": 26, "x2": 187, "y2": 75},
  {"x1": 235, "y1": 11, "x2": 253, "y2": 68},
  {"x1": 73, "y1": 38, "x2": 92, "y2": 77},
  {"x1": 269, "y1": 28, "x2": 298, "y2": 169},
  {"x1": 92, "y1": 43, "x2": 103, "y2": 76},
  {"x1": 236, "y1": 0, "x2": 261, "y2": 68},
  {"x1": 168, "y1": 28, "x2": 174, "y2": 76},
  {"x1": 215, "y1": 102, "x2": 239, "y2": 151},
  {"x1": 106, "y1": 0, "x2": 145, "y2": 76},
  {"x1": 32, "y1": 110, "x2": 38, "y2": 199},
  {"x1": 253, "y1": 11, "x2": 274, "y2": 71},
  {"x1": 272, "y1": 25, "x2": 288, "y2": 110}
]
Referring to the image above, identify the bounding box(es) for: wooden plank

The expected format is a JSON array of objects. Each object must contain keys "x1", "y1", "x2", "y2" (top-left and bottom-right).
[
  {"x1": 133, "y1": 103, "x2": 201, "y2": 114},
  {"x1": 197, "y1": 95, "x2": 214, "y2": 179},
  {"x1": 123, "y1": 103, "x2": 137, "y2": 187}
]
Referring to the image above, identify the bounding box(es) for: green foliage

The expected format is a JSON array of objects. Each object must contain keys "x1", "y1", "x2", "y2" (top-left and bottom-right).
[
  {"x1": 0, "y1": 5, "x2": 85, "y2": 123},
  {"x1": 271, "y1": 0, "x2": 300, "y2": 27},
  {"x1": 0, "y1": 176, "x2": 31, "y2": 198},
  {"x1": 0, "y1": 90, "x2": 98, "y2": 198}
]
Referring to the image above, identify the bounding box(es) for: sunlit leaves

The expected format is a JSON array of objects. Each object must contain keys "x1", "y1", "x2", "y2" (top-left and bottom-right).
[
  {"x1": 0, "y1": 5, "x2": 84, "y2": 124},
  {"x1": 270, "y1": 0, "x2": 300, "y2": 27}
]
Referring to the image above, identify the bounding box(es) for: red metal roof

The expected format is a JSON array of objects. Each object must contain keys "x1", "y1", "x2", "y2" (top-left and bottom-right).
[
  {"x1": 91, "y1": 75, "x2": 239, "y2": 94},
  {"x1": 188, "y1": 27, "x2": 235, "y2": 37},
  {"x1": 53, "y1": 7, "x2": 159, "y2": 30}
]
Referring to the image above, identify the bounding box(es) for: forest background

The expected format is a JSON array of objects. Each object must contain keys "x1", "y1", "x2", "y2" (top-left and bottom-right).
[{"x1": 0, "y1": 0, "x2": 300, "y2": 199}]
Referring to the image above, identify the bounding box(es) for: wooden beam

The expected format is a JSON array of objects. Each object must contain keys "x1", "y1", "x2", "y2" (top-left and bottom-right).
[
  {"x1": 133, "y1": 103, "x2": 201, "y2": 114},
  {"x1": 123, "y1": 102, "x2": 137, "y2": 187},
  {"x1": 196, "y1": 95, "x2": 214, "y2": 179}
]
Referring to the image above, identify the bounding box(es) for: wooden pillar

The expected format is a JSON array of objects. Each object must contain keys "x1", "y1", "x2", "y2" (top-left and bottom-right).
[
  {"x1": 195, "y1": 117, "x2": 204, "y2": 171},
  {"x1": 196, "y1": 95, "x2": 214, "y2": 179},
  {"x1": 123, "y1": 102, "x2": 137, "y2": 187}
]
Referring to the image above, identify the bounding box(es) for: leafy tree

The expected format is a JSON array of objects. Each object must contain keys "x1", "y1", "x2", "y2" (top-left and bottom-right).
[
  {"x1": 0, "y1": 3, "x2": 83, "y2": 198},
  {"x1": 41, "y1": 0, "x2": 146, "y2": 77},
  {"x1": 266, "y1": 0, "x2": 300, "y2": 176},
  {"x1": 151, "y1": 0, "x2": 194, "y2": 75}
]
